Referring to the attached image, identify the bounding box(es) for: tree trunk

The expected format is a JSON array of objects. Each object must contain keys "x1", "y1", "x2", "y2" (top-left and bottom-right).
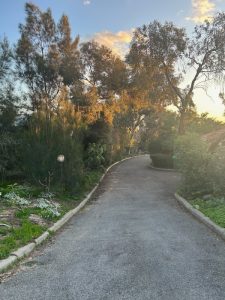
[{"x1": 178, "y1": 111, "x2": 186, "y2": 135}]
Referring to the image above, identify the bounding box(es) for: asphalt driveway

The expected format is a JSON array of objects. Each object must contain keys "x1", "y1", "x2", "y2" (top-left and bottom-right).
[{"x1": 1, "y1": 155, "x2": 225, "y2": 300}]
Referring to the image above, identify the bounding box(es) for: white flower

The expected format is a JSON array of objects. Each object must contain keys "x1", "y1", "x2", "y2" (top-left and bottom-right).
[
  {"x1": 35, "y1": 198, "x2": 61, "y2": 217},
  {"x1": 4, "y1": 192, "x2": 30, "y2": 206},
  {"x1": 39, "y1": 192, "x2": 55, "y2": 200}
]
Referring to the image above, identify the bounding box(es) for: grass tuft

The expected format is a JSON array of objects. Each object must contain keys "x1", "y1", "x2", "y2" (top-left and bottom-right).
[{"x1": 190, "y1": 198, "x2": 225, "y2": 228}]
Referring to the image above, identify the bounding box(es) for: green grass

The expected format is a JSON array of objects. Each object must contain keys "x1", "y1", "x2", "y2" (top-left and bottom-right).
[
  {"x1": 0, "y1": 169, "x2": 104, "y2": 261},
  {"x1": 0, "y1": 221, "x2": 46, "y2": 260},
  {"x1": 0, "y1": 183, "x2": 41, "y2": 198},
  {"x1": 15, "y1": 207, "x2": 35, "y2": 219},
  {"x1": 15, "y1": 207, "x2": 61, "y2": 221},
  {"x1": 190, "y1": 198, "x2": 225, "y2": 228},
  {"x1": 0, "y1": 226, "x2": 11, "y2": 236},
  {"x1": 79, "y1": 170, "x2": 103, "y2": 194}
]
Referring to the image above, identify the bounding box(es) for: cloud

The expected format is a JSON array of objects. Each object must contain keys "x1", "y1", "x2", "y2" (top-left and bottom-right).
[
  {"x1": 83, "y1": 0, "x2": 91, "y2": 5},
  {"x1": 186, "y1": 0, "x2": 216, "y2": 23},
  {"x1": 92, "y1": 30, "x2": 133, "y2": 57}
]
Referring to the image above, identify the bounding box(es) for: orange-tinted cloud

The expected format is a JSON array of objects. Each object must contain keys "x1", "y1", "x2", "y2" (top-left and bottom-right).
[
  {"x1": 186, "y1": 0, "x2": 216, "y2": 23},
  {"x1": 93, "y1": 30, "x2": 133, "y2": 57}
]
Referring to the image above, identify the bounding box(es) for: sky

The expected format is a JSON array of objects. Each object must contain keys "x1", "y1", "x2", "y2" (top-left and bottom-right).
[{"x1": 1, "y1": 0, "x2": 225, "y2": 120}]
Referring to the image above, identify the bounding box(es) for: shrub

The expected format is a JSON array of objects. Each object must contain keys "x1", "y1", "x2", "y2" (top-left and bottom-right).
[
  {"x1": 148, "y1": 111, "x2": 177, "y2": 155},
  {"x1": 0, "y1": 183, "x2": 35, "y2": 198},
  {"x1": 21, "y1": 116, "x2": 84, "y2": 193},
  {"x1": 150, "y1": 153, "x2": 174, "y2": 169},
  {"x1": 35, "y1": 198, "x2": 61, "y2": 218},
  {"x1": 208, "y1": 146, "x2": 225, "y2": 195},
  {"x1": 85, "y1": 143, "x2": 105, "y2": 170},
  {"x1": 4, "y1": 192, "x2": 30, "y2": 206},
  {"x1": 0, "y1": 133, "x2": 20, "y2": 182},
  {"x1": 149, "y1": 137, "x2": 175, "y2": 155},
  {"x1": 174, "y1": 133, "x2": 212, "y2": 196}
]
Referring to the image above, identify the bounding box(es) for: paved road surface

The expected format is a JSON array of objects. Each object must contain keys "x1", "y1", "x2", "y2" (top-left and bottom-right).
[{"x1": 1, "y1": 156, "x2": 225, "y2": 300}]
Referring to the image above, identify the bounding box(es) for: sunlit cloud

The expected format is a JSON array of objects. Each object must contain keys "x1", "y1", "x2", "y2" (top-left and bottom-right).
[
  {"x1": 93, "y1": 30, "x2": 133, "y2": 57},
  {"x1": 186, "y1": 0, "x2": 216, "y2": 23},
  {"x1": 83, "y1": 0, "x2": 91, "y2": 5}
]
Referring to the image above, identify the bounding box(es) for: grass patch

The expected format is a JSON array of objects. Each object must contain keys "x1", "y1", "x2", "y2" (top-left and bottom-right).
[
  {"x1": 80, "y1": 169, "x2": 103, "y2": 194},
  {"x1": 0, "y1": 183, "x2": 41, "y2": 198},
  {"x1": 190, "y1": 198, "x2": 225, "y2": 228},
  {"x1": 0, "y1": 169, "x2": 104, "y2": 261},
  {"x1": 15, "y1": 207, "x2": 35, "y2": 219},
  {"x1": 0, "y1": 221, "x2": 46, "y2": 260},
  {"x1": 0, "y1": 226, "x2": 11, "y2": 236},
  {"x1": 15, "y1": 207, "x2": 62, "y2": 222}
]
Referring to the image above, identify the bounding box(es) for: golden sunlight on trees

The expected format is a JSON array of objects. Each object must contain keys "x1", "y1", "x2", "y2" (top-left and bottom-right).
[
  {"x1": 128, "y1": 17, "x2": 225, "y2": 133},
  {"x1": 1, "y1": 2, "x2": 225, "y2": 195}
]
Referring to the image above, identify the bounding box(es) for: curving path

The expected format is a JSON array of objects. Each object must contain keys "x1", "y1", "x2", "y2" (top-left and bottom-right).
[{"x1": 1, "y1": 155, "x2": 225, "y2": 300}]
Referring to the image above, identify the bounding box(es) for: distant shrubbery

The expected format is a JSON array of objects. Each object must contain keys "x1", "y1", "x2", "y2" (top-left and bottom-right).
[
  {"x1": 174, "y1": 133, "x2": 225, "y2": 198},
  {"x1": 147, "y1": 110, "x2": 224, "y2": 171},
  {"x1": 85, "y1": 143, "x2": 105, "y2": 170},
  {"x1": 150, "y1": 154, "x2": 174, "y2": 169},
  {"x1": 208, "y1": 146, "x2": 225, "y2": 195},
  {"x1": 147, "y1": 111, "x2": 177, "y2": 168}
]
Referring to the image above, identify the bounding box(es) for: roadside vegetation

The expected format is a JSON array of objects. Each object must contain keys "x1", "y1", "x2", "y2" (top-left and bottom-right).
[
  {"x1": 174, "y1": 131, "x2": 225, "y2": 227},
  {"x1": 1, "y1": 2, "x2": 225, "y2": 258}
]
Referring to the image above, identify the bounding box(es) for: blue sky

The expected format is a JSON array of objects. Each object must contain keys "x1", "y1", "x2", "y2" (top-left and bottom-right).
[
  {"x1": 1, "y1": 0, "x2": 225, "y2": 119},
  {"x1": 0, "y1": 0, "x2": 191, "y2": 42}
]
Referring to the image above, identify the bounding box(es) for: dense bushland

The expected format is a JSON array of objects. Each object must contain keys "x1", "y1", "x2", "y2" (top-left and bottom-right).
[
  {"x1": 2, "y1": 2, "x2": 225, "y2": 256},
  {"x1": 1, "y1": 2, "x2": 225, "y2": 196},
  {"x1": 0, "y1": 4, "x2": 149, "y2": 193}
]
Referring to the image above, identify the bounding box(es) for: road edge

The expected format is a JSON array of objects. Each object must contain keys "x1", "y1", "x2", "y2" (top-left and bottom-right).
[
  {"x1": 174, "y1": 193, "x2": 225, "y2": 241},
  {"x1": 0, "y1": 155, "x2": 142, "y2": 273}
]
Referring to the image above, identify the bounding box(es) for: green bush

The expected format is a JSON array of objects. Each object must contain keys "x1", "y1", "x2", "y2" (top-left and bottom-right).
[
  {"x1": 85, "y1": 143, "x2": 105, "y2": 170},
  {"x1": 0, "y1": 133, "x2": 20, "y2": 182},
  {"x1": 20, "y1": 116, "x2": 84, "y2": 193},
  {"x1": 174, "y1": 133, "x2": 212, "y2": 196},
  {"x1": 208, "y1": 146, "x2": 225, "y2": 195},
  {"x1": 148, "y1": 111, "x2": 177, "y2": 155},
  {"x1": 149, "y1": 137, "x2": 174, "y2": 155},
  {"x1": 0, "y1": 183, "x2": 37, "y2": 198},
  {"x1": 150, "y1": 153, "x2": 174, "y2": 169},
  {"x1": 174, "y1": 132, "x2": 225, "y2": 199}
]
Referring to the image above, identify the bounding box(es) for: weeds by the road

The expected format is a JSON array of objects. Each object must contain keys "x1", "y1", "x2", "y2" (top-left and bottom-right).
[
  {"x1": 0, "y1": 170, "x2": 103, "y2": 260},
  {"x1": 190, "y1": 198, "x2": 225, "y2": 228}
]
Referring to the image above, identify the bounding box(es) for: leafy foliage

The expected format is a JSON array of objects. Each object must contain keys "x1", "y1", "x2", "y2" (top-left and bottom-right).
[
  {"x1": 35, "y1": 198, "x2": 60, "y2": 218},
  {"x1": 174, "y1": 133, "x2": 212, "y2": 196},
  {"x1": 174, "y1": 132, "x2": 225, "y2": 198},
  {"x1": 208, "y1": 146, "x2": 225, "y2": 195},
  {"x1": 85, "y1": 143, "x2": 105, "y2": 170},
  {"x1": 150, "y1": 154, "x2": 174, "y2": 169},
  {"x1": 1, "y1": 3, "x2": 225, "y2": 197}
]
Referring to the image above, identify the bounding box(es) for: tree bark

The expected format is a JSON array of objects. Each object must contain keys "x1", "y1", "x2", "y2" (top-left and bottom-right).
[{"x1": 178, "y1": 111, "x2": 186, "y2": 135}]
